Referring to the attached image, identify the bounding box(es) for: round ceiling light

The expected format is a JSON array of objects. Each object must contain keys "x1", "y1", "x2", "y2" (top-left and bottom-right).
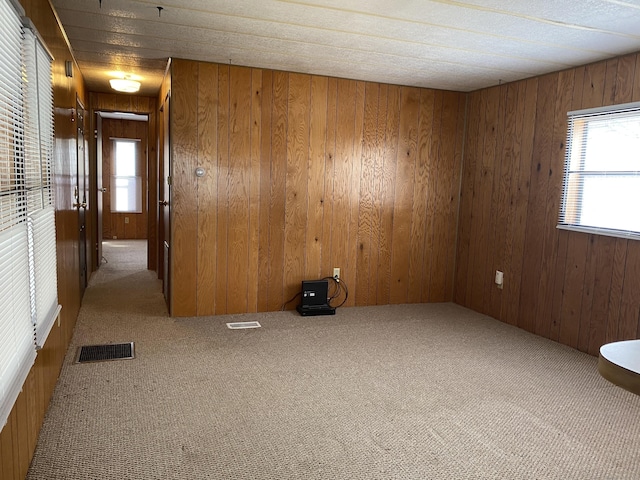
[{"x1": 109, "y1": 78, "x2": 141, "y2": 93}]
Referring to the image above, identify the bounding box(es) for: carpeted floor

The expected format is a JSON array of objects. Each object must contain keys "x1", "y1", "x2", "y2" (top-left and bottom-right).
[{"x1": 27, "y1": 240, "x2": 640, "y2": 479}]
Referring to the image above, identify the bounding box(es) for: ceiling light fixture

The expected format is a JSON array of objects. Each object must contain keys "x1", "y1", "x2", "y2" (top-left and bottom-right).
[{"x1": 109, "y1": 76, "x2": 141, "y2": 93}]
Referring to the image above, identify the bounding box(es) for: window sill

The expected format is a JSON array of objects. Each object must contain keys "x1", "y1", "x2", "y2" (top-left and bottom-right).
[{"x1": 556, "y1": 224, "x2": 640, "y2": 241}]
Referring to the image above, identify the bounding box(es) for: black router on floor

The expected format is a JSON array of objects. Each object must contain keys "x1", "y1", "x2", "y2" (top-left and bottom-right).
[{"x1": 296, "y1": 279, "x2": 335, "y2": 316}]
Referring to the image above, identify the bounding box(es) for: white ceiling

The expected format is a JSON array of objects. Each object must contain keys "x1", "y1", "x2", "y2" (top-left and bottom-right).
[{"x1": 49, "y1": 0, "x2": 640, "y2": 96}]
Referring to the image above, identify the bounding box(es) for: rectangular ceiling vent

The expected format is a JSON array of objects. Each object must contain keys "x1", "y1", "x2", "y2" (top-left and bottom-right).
[
  {"x1": 75, "y1": 342, "x2": 135, "y2": 363},
  {"x1": 226, "y1": 321, "x2": 261, "y2": 329}
]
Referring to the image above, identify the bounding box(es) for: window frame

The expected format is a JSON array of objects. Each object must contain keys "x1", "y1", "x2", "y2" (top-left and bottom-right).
[
  {"x1": 110, "y1": 138, "x2": 142, "y2": 214},
  {"x1": 558, "y1": 101, "x2": 640, "y2": 241}
]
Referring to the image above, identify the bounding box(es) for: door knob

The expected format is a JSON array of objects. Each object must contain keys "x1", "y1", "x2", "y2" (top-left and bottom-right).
[
  {"x1": 159, "y1": 200, "x2": 168, "y2": 206},
  {"x1": 73, "y1": 202, "x2": 87, "y2": 209}
]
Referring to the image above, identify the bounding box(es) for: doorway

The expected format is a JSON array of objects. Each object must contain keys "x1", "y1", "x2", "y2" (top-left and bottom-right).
[{"x1": 96, "y1": 112, "x2": 149, "y2": 264}]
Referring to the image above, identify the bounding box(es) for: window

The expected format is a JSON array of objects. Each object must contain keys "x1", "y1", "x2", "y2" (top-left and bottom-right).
[
  {"x1": 110, "y1": 139, "x2": 142, "y2": 213},
  {"x1": 559, "y1": 102, "x2": 640, "y2": 239},
  {"x1": 0, "y1": 1, "x2": 57, "y2": 429}
]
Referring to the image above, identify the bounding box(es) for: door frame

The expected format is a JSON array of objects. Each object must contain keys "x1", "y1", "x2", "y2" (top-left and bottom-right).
[
  {"x1": 75, "y1": 96, "x2": 89, "y2": 297},
  {"x1": 87, "y1": 94, "x2": 158, "y2": 275}
]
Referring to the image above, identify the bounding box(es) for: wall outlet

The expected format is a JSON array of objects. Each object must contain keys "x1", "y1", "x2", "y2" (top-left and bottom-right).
[
  {"x1": 333, "y1": 267, "x2": 340, "y2": 279},
  {"x1": 495, "y1": 270, "x2": 504, "y2": 289}
]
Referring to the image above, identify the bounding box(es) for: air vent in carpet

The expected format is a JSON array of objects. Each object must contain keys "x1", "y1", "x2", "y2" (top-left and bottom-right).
[
  {"x1": 75, "y1": 342, "x2": 135, "y2": 363},
  {"x1": 226, "y1": 321, "x2": 261, "y2": 329}
]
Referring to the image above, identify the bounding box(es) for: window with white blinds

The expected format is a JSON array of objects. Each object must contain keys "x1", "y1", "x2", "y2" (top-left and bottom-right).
[
  {"x1": 559, "y1": 102, "x2": 640, "y2": 240},
  {"x1": 0, "y1": 0, "x2": 35, "y2": 430},
  {"x1": 0, "y1": 0, "x2": 58, "y2": 429},
  {"x1": 23, "y1": 24, "x2": 59, "y2": 348}
]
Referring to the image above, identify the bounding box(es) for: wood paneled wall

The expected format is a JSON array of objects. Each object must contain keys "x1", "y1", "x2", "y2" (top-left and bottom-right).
[
  {"x1": 455, "y1": 52, "x2": 640, "y2": 356},
  {"x1": 0, "y1": 0, "x2": 85, "y2": 478},
  {"x1": 101, "y1": 118, "x2": 149, "y2": 240},
  {"x1": 170, "y1": 59, "x2": 466, "y2": 316}
]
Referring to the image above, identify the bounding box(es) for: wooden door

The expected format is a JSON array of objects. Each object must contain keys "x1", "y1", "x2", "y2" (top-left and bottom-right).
[
  {"x1": 160, "y1": 93, "x2": 171, "y2": 310},
  {"x1": 75, "y1": 98, "x2": 88, "y2": 296}
]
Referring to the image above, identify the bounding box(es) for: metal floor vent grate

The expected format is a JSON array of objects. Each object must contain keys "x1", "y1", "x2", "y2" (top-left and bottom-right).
[
  {"x1": 227, "y1": 321, "x2": 261, "y2": 329},
  {"x1": 75, "y1": 342, "x2": 135, "y2": 363}
]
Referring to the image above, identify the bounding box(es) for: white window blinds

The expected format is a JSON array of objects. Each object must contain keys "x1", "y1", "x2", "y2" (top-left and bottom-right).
[
  {"x1": 0, "y1": 0, "x2": 58, "y2": 429},
  {"x1": 0, "y1": 0, "x2": 35, "y2": 430},
  {"x1": 22, "y1": 24, "x2": 59, "y2": 348}
]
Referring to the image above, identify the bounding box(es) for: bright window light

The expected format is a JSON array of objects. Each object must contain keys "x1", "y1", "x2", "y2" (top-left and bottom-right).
[{"x1": 110, "y1": 140, "x2": 142, "y2": 213}]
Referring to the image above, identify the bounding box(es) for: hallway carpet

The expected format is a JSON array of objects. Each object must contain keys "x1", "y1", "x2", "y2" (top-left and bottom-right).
[{"x1": 27, "y1": 240, "x2": 640, "y2": 479}]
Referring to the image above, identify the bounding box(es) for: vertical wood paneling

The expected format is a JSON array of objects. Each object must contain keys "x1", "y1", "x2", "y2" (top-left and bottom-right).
[
  {"x1": 331, "y1": 79, "x2": 356, "y2": 303},
  {"x1": 305, "y1": 76, "x2": 328, "y2": 279},
  {"x1": 257, "y1": 71, "x2": 273, "y2": 312},
  {"x1": 170, "y1": 59, "x2": 198, "y2": 316},
  {"x1": 632, "y1": 53, "x2": 640, "y2": 101},
  {"x1": 429, "y1": 91, "x2": 449, "y2": 302},
  {"x1": 618, "y1": 242, "x2": 640, "y2": 340},
  {"x1": 464, "y1": 90, "x2": 487, "y2": 308},
  {"x1": 454, "y1": 91, "x2": 480, "y2": 307},
  {"x1": 196, "y1": 62, "x2": 218, "y2": 315},
  {"x1": 267, "y1": 71, "x2": 288, "y2": 311},
  {"x1": 283, "y1": 73, "x2": 310, "y2": 305},
  {"x1": 1, "y1": 414, "x2": 14, "y2": 478},
  {"x1": 559, "y1": 232, "x2": 589, "y2": 348},
  {"x1": 457, "y1": 51, "x2": 640, "y2": 355},
  {"x1": 517, "y1": 74, "x2": 558, "y2": 333},
  {"x1": 447, "y1": 94, "x2": 466, "y2": 299},
  {"x1": 488, "y1": 84, "x2": 516, "y2": 319},
  {"x1": 227, "y1": 66, "x2": 252, "y2": 314},
  {"x1": 615, "y1": 54, "x2": 636, "y2": 103},
  {"x1": 305, "y1": 76, "x2": 327, "y2": 281},
  {"x1": 483, "y1": 85, "x2": 506, "y2": 317},
  {"x1": 376, "y1": 85, "x2": 400, "y2": 304},
  {"x1": 370, "y1": 85, "x2": 388, "y2": 304},
  {"x1": 248, "y1": 69, "x2": 263, "y2": 313},
  {"x1": 503, "y1": 79, "x2": 537, "y2": 326},
  {"x1": 169, "y1": 60, "x2": 465, "y2": 316},
  {"x1": 320, "y1": 78, "x2": 337, "y2": 286},
  {"x1": 606, "y1": 239, "x2": 628, "y2": 344},
  {"x1": 355, "y1": 83, "x2": 379, "y2": 305},
  {"x1": 389, "y1": 87, "x2": 419, "y2": 304},
  {"x1": 215, "y1": 66, "x2": 230, "y2": 315},
  {"x1": 578, "y1": 236, "x2": 599, "y2": 352},
  {"x1": 470, "y1": 87, "x2": 499, "y2": 313},
  {"x1": 587, "y1": 236, "x2": 616, "y2": 355},
  {"x1": 537, "y1": 70, "x2": 574, "y2": 338},
  {"x1": 435, "y1": 92, "x2": 461, "y2": 302},
  {"x1": 408, "y1": 89, "x2": 433, "y2": 303},
  {"x1": 347, "y1": 82, "x2": 365, "y2": 307}
]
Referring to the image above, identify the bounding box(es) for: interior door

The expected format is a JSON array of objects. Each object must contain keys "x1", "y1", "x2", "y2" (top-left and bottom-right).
[
  {"x1": 160, "y1": 93, "x2": 171, "y2": 310},
  {"x1": 96, "y1": 113, "x2": 103, "y2": 267},
  {"x1": 75, "y1": 98, "x2": 88, "y2": 296}
]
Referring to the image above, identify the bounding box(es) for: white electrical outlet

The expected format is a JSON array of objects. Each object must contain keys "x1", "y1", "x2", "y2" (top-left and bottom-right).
[
  {"x1": 124, "y1": 216, "x2": 129, "y2": 224},
  {"x1": 495, "y1": 270, "x2": 504, "y2": 289},
  {"x1": 333, "y1": 267, "x2": 340, "y2": 279}
]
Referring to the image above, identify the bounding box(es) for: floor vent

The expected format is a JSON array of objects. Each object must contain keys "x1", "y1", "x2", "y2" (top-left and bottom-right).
[
  {"x1": 227, "y1": 321, "x2": 261, "y2": 329},
  {"x1": 75, "y1": 342, "x2": 135, "y2": 363}
]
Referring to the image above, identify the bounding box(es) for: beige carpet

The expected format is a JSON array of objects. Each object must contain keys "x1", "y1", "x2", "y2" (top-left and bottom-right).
[{"x1": 27, "y1": 240, "x2": 640, "y2": 479}]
